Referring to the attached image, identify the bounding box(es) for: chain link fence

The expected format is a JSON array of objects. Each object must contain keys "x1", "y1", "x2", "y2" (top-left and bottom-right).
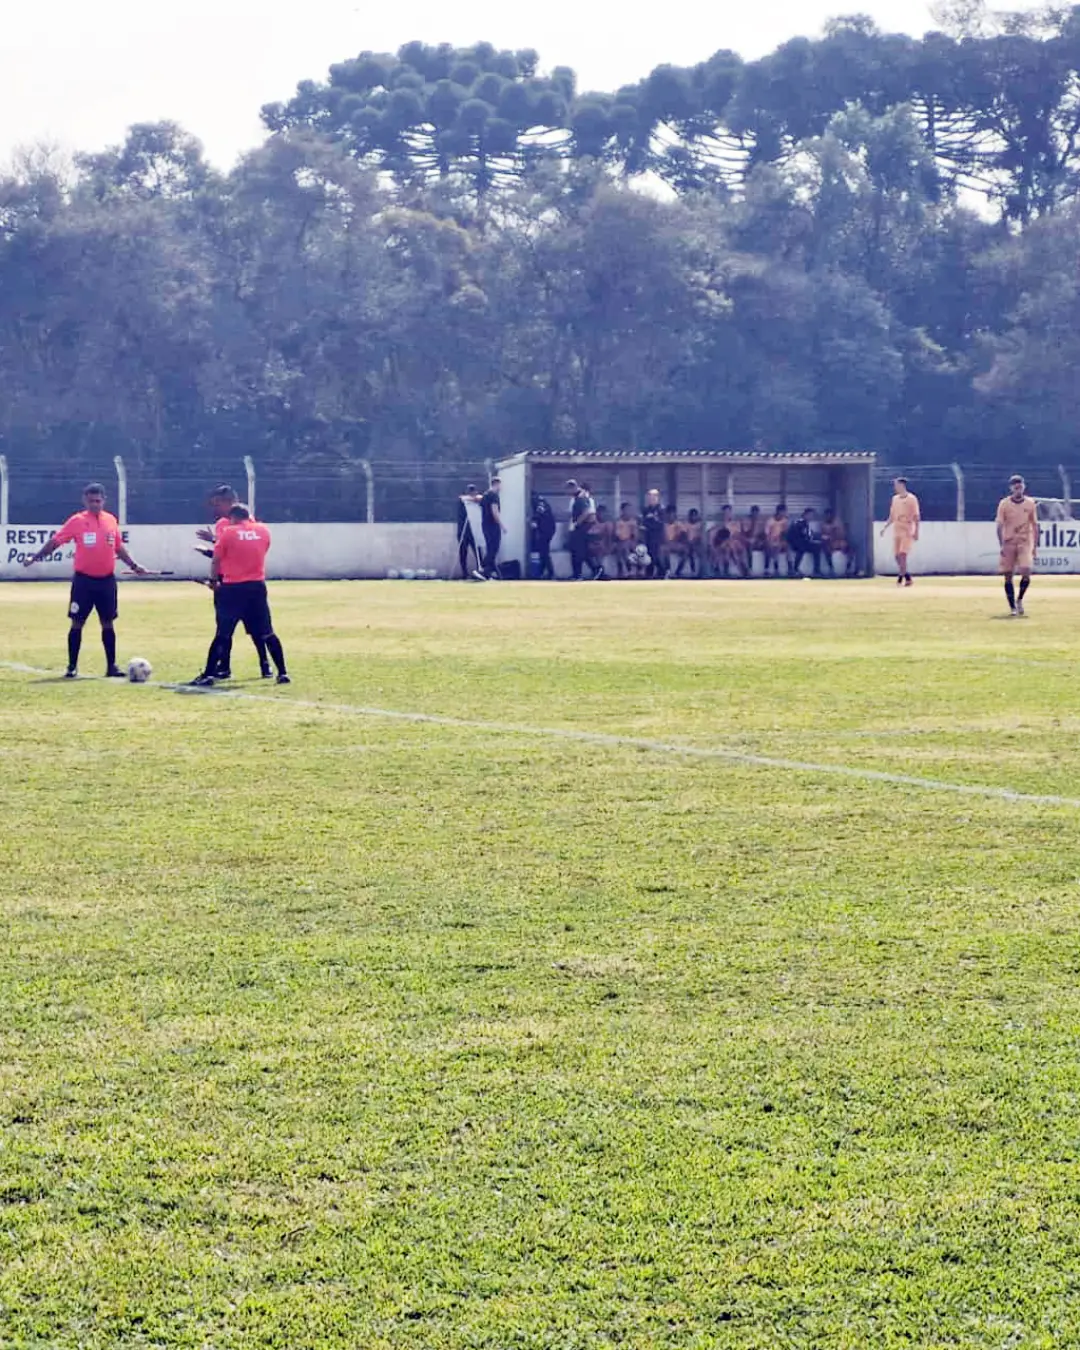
[{"x1": 3, "y1": 453, "x2": 1078, "y2": 526}]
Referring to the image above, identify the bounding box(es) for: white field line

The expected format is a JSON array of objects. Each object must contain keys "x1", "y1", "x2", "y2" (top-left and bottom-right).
[{"x1": 3, "y1": 660, "x2": 1080, "y2": 809}]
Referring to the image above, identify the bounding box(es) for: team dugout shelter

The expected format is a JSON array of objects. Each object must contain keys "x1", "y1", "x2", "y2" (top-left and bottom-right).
[{"x1": 493, "y1": 450, "x2": 877, "y2": 578}]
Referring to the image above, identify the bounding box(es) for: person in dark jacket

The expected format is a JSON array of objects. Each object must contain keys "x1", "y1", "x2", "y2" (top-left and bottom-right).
[
  {"x1": 641, "y1": 488, "x2": 665, "y2": 578},
  {"x1": 788, "y1": 507, "x2": 824, "y2": 577},
  {"x1": 530, "y1": 491, "x2": 556, "y2": 579},
  {"x1": 566, "y1": 480, "x2": 604, "y2": 580}
]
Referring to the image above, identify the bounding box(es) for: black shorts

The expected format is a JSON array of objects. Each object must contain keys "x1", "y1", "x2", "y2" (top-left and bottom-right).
[
  {"x1": 69, "y1": 572, "x2": 118, "y2": 624},
  {"x1": 217, "y1": 581, "x2": 272, "y2": 638},
  {"x1": 214, "y1": 583, "x2": 261, "y2": 636}
]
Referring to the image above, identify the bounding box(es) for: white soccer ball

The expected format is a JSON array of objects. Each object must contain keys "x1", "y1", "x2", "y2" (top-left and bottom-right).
[
  {"x1": 402, "y1": 569, "x2": 416, "y2": 581},
  {"x1": 386, "y1": 568, "x2": 400, "y2": 580},
  {"x1": 127, "y1": 657, "x2": 152, "y2": 683}
]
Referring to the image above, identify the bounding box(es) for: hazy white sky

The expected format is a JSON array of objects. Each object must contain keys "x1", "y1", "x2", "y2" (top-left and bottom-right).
[{"x1": 2, "y1": 0, "x2": 949, "y2": 169}]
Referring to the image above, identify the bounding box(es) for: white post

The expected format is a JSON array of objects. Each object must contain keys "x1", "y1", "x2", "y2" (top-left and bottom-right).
[
  {"x1": 359, "y1": 459, "x2": 374, "y2": 524},
  {"x1": 113, "y1": 455, "x2": 127, "y2": 527},
  {"x1": 1058, "y1": 464, "x2": 1072, "y2": 517},
  {"x1": 484, "y1": 457, "x2": 495, "y2": 485},
  {"x1": 726, "y1": 467, "x2": 735, "y2": 507},
  {"x1": 0, "y1": 454, "x2": 8, "y2": 526},
  {"x1": 243, "y1": 455, "x2": 256, "y2": 518},
  {"x1": 950, "y1": 462, "x2": 965, "y2": 522}
]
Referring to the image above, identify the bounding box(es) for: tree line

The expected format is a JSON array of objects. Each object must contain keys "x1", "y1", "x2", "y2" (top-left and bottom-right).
[{"x1": 1, "y1": 3, "x2": 1078, "y2": 521}]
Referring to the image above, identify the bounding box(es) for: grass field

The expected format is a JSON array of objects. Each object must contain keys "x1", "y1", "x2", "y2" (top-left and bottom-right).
[{"x1": 3, "y1": 576, "x2": 1080, "y2": 1349}]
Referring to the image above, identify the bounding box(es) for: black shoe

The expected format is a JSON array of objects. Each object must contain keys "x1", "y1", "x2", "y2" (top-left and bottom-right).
[
  {"x1": 260, "y1": 665, "x2": 273, "y2": 679},
  {"x1": 105, "y1": 666, "x2": 125, "y2": 678},
  {"x1": 188, "y1": 673, "x2": 215, "y2": 687},
  {"x1": 64, "y1": 668, "x2": 77, "y2": 679},
  {"x1": 275, "y1": 673, "x2": 291, "y2": 685},
  {"x1": 214, "y1": 669, "x2": 232, "y2": 680}
]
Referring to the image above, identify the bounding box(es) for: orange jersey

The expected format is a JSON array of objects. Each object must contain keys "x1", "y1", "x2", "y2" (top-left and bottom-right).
[
  {"x1": 52, "y1": 509, "x2": 122, "y2": 578},
  {"x1": 214, "y1": 515, "x2": 233, "y2": 540},
  {"x1": 214, "y1": 519, "x2": 271, "y2": 583},
  {"x1": 996, "y1": 495, "x2": 1038, "y2": 545},
  {"x1": 614, "y1": 518, "x2": 638, "y2": 542},
  {"x1": 889, "y1": 493, "x2": 920, "y2": 534},
  {"x1": 766, "y1": 517, "x2": 787, "y2": 545},
  {"x1": 823, "y1": 520, "x2": 847, "y2": 549}
]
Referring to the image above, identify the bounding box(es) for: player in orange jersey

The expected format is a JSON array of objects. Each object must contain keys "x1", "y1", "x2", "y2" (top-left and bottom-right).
[
  {"x1": 189, "y1": 505, "x2": 290, "y2": 686},
  {"x1": 22, "y1": 482, "x2": 147, "y2": 678},
  {"x1": 996, "y1": 474, "x2": 1039, "y2": 616},
  {"x1": 881, "y1": 477, "x2": 920, "y2": 586}
]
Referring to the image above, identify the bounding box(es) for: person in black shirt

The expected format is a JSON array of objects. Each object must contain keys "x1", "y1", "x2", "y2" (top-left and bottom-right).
[
  {"x1": 641, "y1": 488, "x2": 665, "y2": 579},
  {"x1": 456, "y1": 484, "x2": 481, "y2": 579},
  {"x1": 479, "y1": 477, "x2": 504, "y2": 579},
  {"x1": 566, "y1": 480, "x2": 604, "y2": 580},
  {"x1": 530, "y1": 491, "x2": 556, "y2": 579},
  {"x1": 788, "y1": 507, "x2": 824, "y2": 577}
]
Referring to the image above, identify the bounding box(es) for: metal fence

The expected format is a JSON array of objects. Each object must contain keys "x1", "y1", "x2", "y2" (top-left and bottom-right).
[{"x1": 3, "y1": 453, "x2": 1078, "y2": 526}]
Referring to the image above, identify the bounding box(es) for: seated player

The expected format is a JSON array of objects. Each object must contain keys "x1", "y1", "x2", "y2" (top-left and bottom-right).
[
  {"x1": 996, "y1": 473, "x2": 1038, "y2": 616},
  {"x1": 723, "y1": 505, "x2": 750, "y2": 576},
  {"x1": 663, "y1": 506, "x2": 688, "y2": 578},
  {"x1": 821, "y1": 508, "x2": 855, "y2": 575},
  {"x1": 626, "y1": 543, "x2": 650, "y2": 579},
  {"x1": 613, "y1": 503, "x2": 639, "y2": 578},
  {"x1": 709, "y1": 510, "x2": 732, "y2": 575},
  {"x1": 741, "y1": 505, "x2": 766, "y2": 570},
  {"x1": 764, "y1": 505, "x2": 790, "y2": 576},
  {"x1": 681, "y1": 509, "x2": 705, "y2": 577},
  {"x1": 591, "y1": 504, "x2": 616, "y2": 575}
]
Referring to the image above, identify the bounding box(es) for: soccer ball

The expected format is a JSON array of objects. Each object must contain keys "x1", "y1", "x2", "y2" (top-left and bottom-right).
[
  {"x1": 127, "y1": 657, "x2": 152, "y2": 683},
  {"x1": 402, "y1": 569, "x2": 416, "y2": 581},
  {"x1": 386, "y1": 568, "x2": 400, "y2": 580}
]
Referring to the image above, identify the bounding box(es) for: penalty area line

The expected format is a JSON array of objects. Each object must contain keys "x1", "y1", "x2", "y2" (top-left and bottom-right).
[{"x1": 3, "y1": 659, "x2": 1080, "y2": 810}]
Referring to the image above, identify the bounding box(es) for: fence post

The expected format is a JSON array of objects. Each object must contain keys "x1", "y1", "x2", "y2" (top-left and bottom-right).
[
  {"x1": 484, "y1": 457, "x2": 495, "y2": 485},
  {"x1": 359, "y1": 459, "x2": 374, "y2": 524},
  {"x1": 113, "y1": 455, "x2": 127, "y2": 527},
  {"x1": 1058, "y1": 465, "x2": 1072, "y2": 516},
  {"x1": 243, "y1": 456, "x2": 256, "y2": 519},
  {"x1": 950, "y1": 462, "x2": 965, "y2": 522},
  {"x1": 0, "y1": 455, "x2": 8, "y2": 527}
]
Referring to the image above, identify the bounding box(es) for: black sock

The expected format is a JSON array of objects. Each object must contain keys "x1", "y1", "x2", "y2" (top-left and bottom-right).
[
  {"x1": 253, "y1": 636, "x2": 269, "y2": 668},
  {"x1": 102, "y1": 627, "x2": 117, "y2": 668},
  {"x1": 1018, "y1": 576, "x2": 1030, "y2": 601},
  {"x1": 1004, "y1": 578, "x2": 1016, "y2": 609},
  {"x1": 265, "y1": 634, "x2": 286, "y2": 675},
  {"x1": 67, "y1": 627, "x2": 83, "y2": 670}
]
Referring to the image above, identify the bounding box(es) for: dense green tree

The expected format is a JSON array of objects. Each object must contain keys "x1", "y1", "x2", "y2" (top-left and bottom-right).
[{"x1": 262, "y1": 43, "x2": 574, "y2": 198}]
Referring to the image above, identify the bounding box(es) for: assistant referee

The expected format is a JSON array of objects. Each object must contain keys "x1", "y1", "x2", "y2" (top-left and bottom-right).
[{"x1": 189, "y1": 505, "x2": 290, "y2": 686}]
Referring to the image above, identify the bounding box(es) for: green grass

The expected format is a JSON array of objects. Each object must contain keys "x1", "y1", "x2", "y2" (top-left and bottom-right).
[{"x1": 3, "y1": 576, "x2": 1080, "y2": 1348}]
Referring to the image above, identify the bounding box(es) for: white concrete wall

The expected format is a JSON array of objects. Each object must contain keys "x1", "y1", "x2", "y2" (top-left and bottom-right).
[
  {"x1": 7, "y1": 519, "x2": 1078, "y2": 580},
  {"x1": 2, "y1": 523, "x2": 458, "y2": 581},
  {"x1": 874, "y1": 520, "x2": 1080, "y2": 574}
]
